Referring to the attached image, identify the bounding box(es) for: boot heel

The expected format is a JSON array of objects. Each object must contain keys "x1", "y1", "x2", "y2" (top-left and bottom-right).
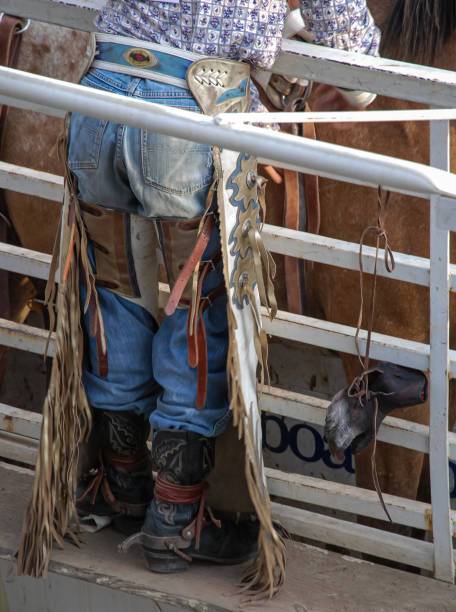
[{"x1": 143, "y1": 548, "x2": 189, "y2": 574}]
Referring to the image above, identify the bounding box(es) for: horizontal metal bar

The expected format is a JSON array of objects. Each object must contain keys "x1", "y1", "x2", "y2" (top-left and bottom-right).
[
  {"x1": 261, "y1": 385, "x2": 456, "y2": 461},
  {"x1": 0, "y1": 241, "x2": 52, "y2": 280},
  {"x1": 0, "y1": 94, "x2": 66, "y2": 118},
  {"x1": 3, "y1": 67, "x2": 456, "y2": 200},
  {"x1": 261, "y1": 223, "x2": 456, "y2": 292},
  {"x1": 2, "y1": 382, "x2": 455, "y2": 464},
  {"x1": 0, "y1": 306, "x2": 438, "y2": 382},
  {"x1": 266, "y1": 468, "x2": 456, "y2": 535},
  {"x1": 218, "y1": 108, "x2": 456, "y2": 125},
  {"x1": 0, "y1": 403, "x2": 41, "y2": 440},
  {"x1": 3, "y1": 310, "x2": 456, "y2": 455},
  {"x1": 276, "y1": 39, "x2": 456, "y2": 108},
  {"x1": 262, "y1": 224, "x2": 439, "y2": 288},
  {"x1": 263, "y1": 309, "x2": 433, "y2": 373},
  {"x1": 1, "y1": 398, "x2": 451, "y2": 535},
  {"x1": 6, "y1": 0, "x2": 456, "y2": 108},
  {"x1": 0, "y1": 161, "x2": 63, "y2": 202},
  {"x1": 0, "y1": 430, "x2": 38, "y2": 465},
  {"x1": 3, "y1": 164, "x2": 456, "y2": 292},
  {"x1": 0, "y1": 318, "x2": 54, "y2": 357},
  {"x1": 2, "y1": 162, "x2": 455, "y2": 291},
  {"x1": 271, "y1": 501, "x2": 436, "y2": 571},
  {"x1": 0, "y1": 0, "x2": 100, "y2": 32},
  {"x1": 8, "y1": 98, "x2": 456, "y2": 126}
]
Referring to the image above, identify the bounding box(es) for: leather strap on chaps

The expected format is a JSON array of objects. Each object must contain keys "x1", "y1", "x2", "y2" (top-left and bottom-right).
[
  {"x1": 162, "y1": 213, "x2": 226, "y2": 410},
  {"x1": 164, "y1": 214, "x2": 215, "y2": 316},
  {"x1": 187, "y1": 276, "x2": 224, "y2": 411}
]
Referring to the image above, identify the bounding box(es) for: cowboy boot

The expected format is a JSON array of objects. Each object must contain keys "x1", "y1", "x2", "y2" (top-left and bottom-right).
[
  {"x1": 77, "y1": 410, "x2": 154, "y2": 533},
  {"x1": 121, "y1": 430, "x2": 258, "y2": 573}
]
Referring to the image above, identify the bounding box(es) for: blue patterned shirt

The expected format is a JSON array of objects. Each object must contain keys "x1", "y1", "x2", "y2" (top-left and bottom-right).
[{"x1": 95, "y1": 0, "x2": 380, "y2": 70}]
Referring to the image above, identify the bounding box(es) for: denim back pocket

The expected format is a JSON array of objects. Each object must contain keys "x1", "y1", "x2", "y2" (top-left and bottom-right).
[
  {"x1": 68, "y1": 71, "x2": 123, "y2": 171},
  {"x1": 140, "y1": 116, "x2": 213, "y2": 195},
  {"x1": 68, "y1": 113, "x2": 108, "y2": 170}
]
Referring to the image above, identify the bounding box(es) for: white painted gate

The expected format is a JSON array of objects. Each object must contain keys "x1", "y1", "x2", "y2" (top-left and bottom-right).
[{"x1": 1, "y1": 0, "x2": 456, "y2": 586}]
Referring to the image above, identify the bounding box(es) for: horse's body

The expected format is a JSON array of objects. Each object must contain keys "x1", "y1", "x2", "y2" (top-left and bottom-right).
[
  {"x1": 3, "y1": 1, "x2": 456, "y2": 519},
  {"x1": 3, "y1": 22, "x2": 91, "y2": 254},
  {"x1": 306, "y1": 0, "x2": 456, "y2": 512},
  {"x1": 0, "y1": 22, "x2": 90, "y2": 385}
]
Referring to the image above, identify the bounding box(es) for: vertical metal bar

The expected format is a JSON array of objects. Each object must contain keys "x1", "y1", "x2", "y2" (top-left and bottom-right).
[{"x1": 429, "y1": 116, "x2": 454, "y2": 581}]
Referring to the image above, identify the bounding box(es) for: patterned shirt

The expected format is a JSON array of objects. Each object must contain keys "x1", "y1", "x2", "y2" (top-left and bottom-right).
[{"x1": 95, "y1": 0, "x2": 380, "y2": 70}]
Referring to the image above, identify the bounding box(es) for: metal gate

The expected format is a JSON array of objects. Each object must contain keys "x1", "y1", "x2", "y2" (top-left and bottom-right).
[{"x1": 1, "y1": 0, "x2": 456, "y2": 584}]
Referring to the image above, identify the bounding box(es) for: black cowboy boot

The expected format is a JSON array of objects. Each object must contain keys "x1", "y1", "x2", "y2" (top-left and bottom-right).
[
  {"x1": 120, "y1": 430, "x2": 258, "y2": 573},
  {"x1": 77, "y1": 410, "x2": 154, "y2": 534}
]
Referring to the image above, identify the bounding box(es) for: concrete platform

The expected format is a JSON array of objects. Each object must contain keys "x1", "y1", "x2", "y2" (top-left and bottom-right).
[{"x1": 1, "y1": 462, "x2": 456, "y2": 612}]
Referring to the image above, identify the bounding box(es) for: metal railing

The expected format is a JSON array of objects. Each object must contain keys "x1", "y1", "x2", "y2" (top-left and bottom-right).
[{"x1": 1, "y1": 0, "x2": 456, "y2": 583}]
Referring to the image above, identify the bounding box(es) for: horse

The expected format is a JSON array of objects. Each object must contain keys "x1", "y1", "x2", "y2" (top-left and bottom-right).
[
  {"x1": 0, "y1": 21, "x2": 91, "y2": 393},
  {"x1": 305, "y1": 0, "x2": 456, "y2": 525},
  {"x1": 2, "y1": 21, "x2": 91, "y2": 254}
]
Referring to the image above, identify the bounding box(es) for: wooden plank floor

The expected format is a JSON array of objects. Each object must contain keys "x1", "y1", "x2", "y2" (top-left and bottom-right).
[{"x1": 1, "y1": 462, "x2": 456, "y2": 611}]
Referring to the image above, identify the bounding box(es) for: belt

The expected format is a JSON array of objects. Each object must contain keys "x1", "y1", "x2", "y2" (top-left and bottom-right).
[{"x1": 93, "y1": 33, "x2": 205, "y2": 90}]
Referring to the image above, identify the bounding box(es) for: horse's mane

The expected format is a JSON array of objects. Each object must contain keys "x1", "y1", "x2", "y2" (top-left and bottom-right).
[{"x1": 381, "y1": 0, "x2": 456, "y2": 64}]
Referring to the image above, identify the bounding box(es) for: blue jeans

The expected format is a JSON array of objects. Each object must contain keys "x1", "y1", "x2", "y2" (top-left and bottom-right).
[{"x1": 68, "y1": 68, "x2": 231, "y2": 437}]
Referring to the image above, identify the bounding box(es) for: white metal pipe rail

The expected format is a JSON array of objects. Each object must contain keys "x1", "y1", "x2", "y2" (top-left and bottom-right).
[
  {"x1": 7, "y1": 161, "x2": 456, "y2": 290},
  {"x1": 1, "y1": 0, "x2": 456, "y2": 585},
  {"x1": 6, "y1": 0, "x2": 456, "y2": 107},
  {"x1": 2, "y1": 66, "x2": 456, "y2": 201}
]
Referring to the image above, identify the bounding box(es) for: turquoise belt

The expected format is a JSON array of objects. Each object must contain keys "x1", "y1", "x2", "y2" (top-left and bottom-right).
[{"x1": 92, "y1": 33, "x2": 205, "y2": 90}]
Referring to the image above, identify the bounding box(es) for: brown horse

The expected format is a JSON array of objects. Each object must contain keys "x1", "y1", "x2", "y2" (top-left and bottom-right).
[
  {"x1": 306, "y1": 0, "x2": 456, "y2": 521},
  {"x1": 0, "y1": 21, "x2": 91, "y2": 392},
  {"x1": 3, "y1": 21, "x2": 91, "y2": 255}
]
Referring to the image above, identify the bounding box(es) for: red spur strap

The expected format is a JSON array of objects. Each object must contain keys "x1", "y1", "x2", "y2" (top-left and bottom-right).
[
  {"x1": 195, "y1": 308, "x2": 208, "y2": 410},
  {"x1": 165, "y1": 215, "x2": 215, "y2": 317},
  {"x1": 154, "y1": 476, "x2": 204, "y2": 504}
]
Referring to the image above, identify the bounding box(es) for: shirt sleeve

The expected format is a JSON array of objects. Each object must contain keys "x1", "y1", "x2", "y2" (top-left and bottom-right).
[{"x1": 299, "y1": 0, "x2": 381, "y2": 56}]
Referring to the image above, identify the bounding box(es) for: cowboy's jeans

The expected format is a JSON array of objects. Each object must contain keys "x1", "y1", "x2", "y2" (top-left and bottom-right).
[{"x1": 68, "y1": 68, "x2": 231, "y2": 437}]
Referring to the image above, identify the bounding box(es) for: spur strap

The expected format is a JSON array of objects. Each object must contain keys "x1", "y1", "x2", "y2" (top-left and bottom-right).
[
  {"x1": 164, "y1": 214, "x2": 215, "y2": 316},
  {"x1": 187, "y1": 281, "x2": 226, "y2": 410}
]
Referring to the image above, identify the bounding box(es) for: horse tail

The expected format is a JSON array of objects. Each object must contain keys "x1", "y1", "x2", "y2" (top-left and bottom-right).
[{"x1": 381, "y1": 0, "x2": 456, "y2": 64}]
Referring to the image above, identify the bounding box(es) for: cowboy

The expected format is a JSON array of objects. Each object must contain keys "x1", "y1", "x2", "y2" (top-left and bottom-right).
[{"x1": 21, "y1": 0, "x2": 381, "y2": 594}]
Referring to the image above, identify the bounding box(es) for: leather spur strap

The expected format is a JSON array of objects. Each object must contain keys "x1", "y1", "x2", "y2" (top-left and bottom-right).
[
  {"x1": 187, "y1": 282, "x2": 225, "y2": 410},
  {"x1": 164, "y1": 215, "x2": 215, "y2": 316}
]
